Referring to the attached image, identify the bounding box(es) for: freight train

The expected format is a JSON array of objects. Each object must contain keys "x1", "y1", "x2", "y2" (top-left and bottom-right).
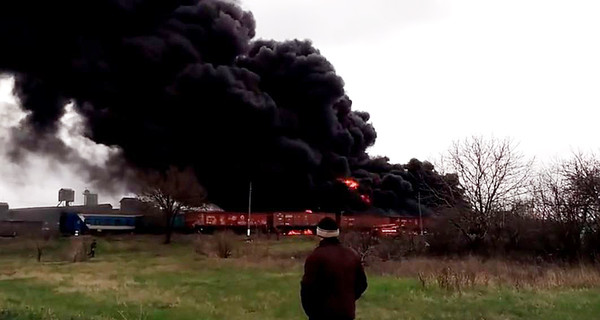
[
  {"x1": 1, "y1": 191, "x2": 426, "y2": 237},
  {"x1": 184, "y1": 211, "x2": 426, "y2": 237},
  {"x1": 2, "y1": 207, "x2": 424, "y2": 237}
]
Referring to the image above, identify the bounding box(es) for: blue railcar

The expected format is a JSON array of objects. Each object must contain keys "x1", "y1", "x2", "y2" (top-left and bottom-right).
[
  {"x1": 79, "y1": 214, "x2": 143, "y2": 233},
  {"x1": 59, "y1": 212, "x2": 87, "y2": 235},
  {"x1": 58, "y1": 213, "x2": 143, "y2": 235},
  {"x1": 173, "y1": 214, "x2": 185, "y2": 229}
]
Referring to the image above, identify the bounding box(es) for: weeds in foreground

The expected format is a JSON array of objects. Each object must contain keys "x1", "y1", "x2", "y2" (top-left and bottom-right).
[
  {"x1": 381, "y1": 257, "x2": 600, "y2": 291},
  {"x1": 193, "y1": 232, "x2": 238, "y2": 258},
  {"x1": 214, "y1": 232, "x2": 236, "y2": 259},
  {"x1": 65, "y1": 237, "x2": 91, "y2": 263}
]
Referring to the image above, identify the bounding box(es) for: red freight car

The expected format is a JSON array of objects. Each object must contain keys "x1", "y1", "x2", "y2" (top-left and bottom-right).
[
  {"x1": 340, "y1": 214, "x2": 391, "y2": 230},
  {"x1": 389, "y1": 216, "x2": 426, "y2": 232},
  {"x1": 372, "y1": 224, "x2": 401, "y2": 237},
  {"x1": 185, "y1": 211, "x2": 268, "y2": 234},
  {"x1": 273, "y1": 211, "x2": 334, "y2": 232}
]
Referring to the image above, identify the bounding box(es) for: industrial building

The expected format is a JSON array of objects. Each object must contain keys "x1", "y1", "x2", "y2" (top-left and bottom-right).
[{"x1": 0, "y1": 189, "x2": 143, "y2": 237}]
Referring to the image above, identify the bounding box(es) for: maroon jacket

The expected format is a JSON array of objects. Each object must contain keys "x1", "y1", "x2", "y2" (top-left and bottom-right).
[{"x1": 301, "y1": 238, "x2": 368, "y2": 320}]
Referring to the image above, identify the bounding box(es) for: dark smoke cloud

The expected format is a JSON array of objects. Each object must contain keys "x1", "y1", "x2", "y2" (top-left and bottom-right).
[{"x1": 0, "y1": 0, "x2": 456, "y2": 214}]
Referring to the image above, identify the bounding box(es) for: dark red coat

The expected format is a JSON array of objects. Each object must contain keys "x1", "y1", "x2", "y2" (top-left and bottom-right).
[{"x1": 301, "y1": 238, "x2": 368, "y2": 320}]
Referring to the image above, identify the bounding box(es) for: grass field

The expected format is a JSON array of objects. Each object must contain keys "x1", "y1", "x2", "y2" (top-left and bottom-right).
[{"x1": 1, "y1": 235, "x2": 600, "y2": 320}]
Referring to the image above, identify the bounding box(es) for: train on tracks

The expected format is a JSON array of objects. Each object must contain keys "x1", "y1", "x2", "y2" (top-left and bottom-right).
[
  {"x1": 1, "y1": 207, "x2": 425, "y2": 238},
  {"x1": 184, "y1": 211, "x2": 426, "y2": 237},
  {"x1": 1, "y1": 190, "x2": 427, "y2": 238}
]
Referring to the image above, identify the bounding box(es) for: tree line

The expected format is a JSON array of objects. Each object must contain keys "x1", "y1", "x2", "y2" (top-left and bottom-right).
[{"x1": 428, "y1": 136, "x2": 600, "y2": 262}]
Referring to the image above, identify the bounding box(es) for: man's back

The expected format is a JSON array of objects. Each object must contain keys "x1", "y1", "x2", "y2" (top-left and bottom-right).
[{"x1": 301, "y1": 238, "x2": 368, "y2": 320}]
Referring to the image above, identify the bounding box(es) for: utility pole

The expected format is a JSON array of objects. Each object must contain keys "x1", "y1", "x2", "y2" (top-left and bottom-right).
[
  {"x1": 247, "y1": 181, "x2": 252, "y2": 238},
  {"x1": 418, "y1": 191, "x2": 424, "y2": 236}
]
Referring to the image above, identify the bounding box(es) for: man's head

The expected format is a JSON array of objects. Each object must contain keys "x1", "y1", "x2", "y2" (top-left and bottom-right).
[{"x1": 317, "y1": 217, "x2": 339, "y2": 238}]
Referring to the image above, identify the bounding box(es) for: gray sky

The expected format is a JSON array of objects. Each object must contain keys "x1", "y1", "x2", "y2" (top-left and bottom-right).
[
  {"x1": 1, "y1": 0, "x2": 599, "y2": 207},
  {"x1": 243, "y1": 0, "x2": 600, "y2": 161}
]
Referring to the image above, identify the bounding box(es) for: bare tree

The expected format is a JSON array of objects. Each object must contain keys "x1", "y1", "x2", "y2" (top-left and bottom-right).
[
  {"x1": 138, "y1": 167, "x2": 207, "y2": 244},
  {"x1": 443, "y1": 136, "x2": 533, "y2": 215},
  {"x1": 532, "y1": 152, "x2": 600, "y2": 260},
  {"x1": 439, "y1": 136, "x2": 534, "y2": 251}
]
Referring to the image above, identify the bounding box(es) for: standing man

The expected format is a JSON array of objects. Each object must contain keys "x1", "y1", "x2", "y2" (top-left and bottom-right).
[
  {"x1": 301, "y1": 217, "x2": 368, "y2": 320},
  {"x1": 88, "y1": 239, "x2": 97, "y2": 258}
]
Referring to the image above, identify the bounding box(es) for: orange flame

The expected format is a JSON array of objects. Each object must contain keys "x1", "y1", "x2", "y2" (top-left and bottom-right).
[
  {"x1": 286, "y1": 229, "x2": 315, "y2": 236},
  {"x1": 338, "y1": 178, "x2": 371, "y2": 206},
  {"x1": 338, "y1": 178, "x2": 359, "y2": 190},
  {"x1": 360, "y1": 194, "x2": 372, "y2": 205}
]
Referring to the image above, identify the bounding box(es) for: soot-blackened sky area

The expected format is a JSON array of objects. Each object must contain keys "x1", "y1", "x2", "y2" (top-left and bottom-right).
[
  {"x1": 1, "y1": 0, "x2": 599, "y2": 211},
  {"x1": 0, "y1": 0, "x2": 411, "y2": 214}
]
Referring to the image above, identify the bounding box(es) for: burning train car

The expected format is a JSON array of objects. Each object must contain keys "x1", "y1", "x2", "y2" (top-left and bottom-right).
[{"x1": 184, "y1": 211, "x2": 270, "y2": 234}]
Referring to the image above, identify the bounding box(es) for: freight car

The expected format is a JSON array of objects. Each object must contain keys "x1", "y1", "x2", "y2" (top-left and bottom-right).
[
  {"x1": 184, "y1": 211, "x2": 270, "y2": 234},
  {"x1": 273, "y1": 211, "x2": 332, "y2": 235}
]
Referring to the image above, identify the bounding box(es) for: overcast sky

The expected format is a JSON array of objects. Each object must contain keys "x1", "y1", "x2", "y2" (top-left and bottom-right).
[{"x1": 1, "y1": 0, "x2": 599, "y2": 208}]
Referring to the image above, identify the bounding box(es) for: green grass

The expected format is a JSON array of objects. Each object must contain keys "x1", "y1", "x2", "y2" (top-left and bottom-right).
[{"x1": 1, "y1": 235, "x2": 600, "y2": 320}]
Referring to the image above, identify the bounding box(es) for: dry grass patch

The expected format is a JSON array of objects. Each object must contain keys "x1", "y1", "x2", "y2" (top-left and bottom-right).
[
  {"x1": 368, "y1": 256, "x2": 600, "y2": 290},
  {"x1": 54, "y1": 274, "x2": 138, "y2": 294},
  {"x1": 229, "y1": 256, "x2": 302, "y2": 272},
  {"x1": 114, "y1": 285, "x2": 185, "y2": 308}
]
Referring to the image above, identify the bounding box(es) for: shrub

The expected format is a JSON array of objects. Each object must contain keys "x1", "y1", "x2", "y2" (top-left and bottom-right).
[
  {"x1": 64, "y1": 237, "x2": 91, "y2": 262},
  {"x1": 341, "y1": 231, "x2": 378, "y2": 264},
  {"x1": 0, "y1": 310, "x2": 19, "y2": 320},
  {"x1": 374, "y1": 237, "x2": 405, "y2": 261},
  {"x1": 214, "y1": 232, "x2": 236, "y2": 259},
  {"x1": 192, "y1": 234, "x2": 211, "y2": 257},
  {"x1": 434, "y1": 266, "x2": 477, "y2": 292}
]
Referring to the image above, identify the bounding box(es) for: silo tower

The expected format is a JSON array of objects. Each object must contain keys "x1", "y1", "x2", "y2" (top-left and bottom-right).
[{"x1": 83, "y1": 189, "x2": 99, "y2": 207}]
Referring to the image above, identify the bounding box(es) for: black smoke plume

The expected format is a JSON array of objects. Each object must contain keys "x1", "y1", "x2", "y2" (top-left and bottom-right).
[{"x1": 0, "y1": 0, "x2": 458, "y2": 214}]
